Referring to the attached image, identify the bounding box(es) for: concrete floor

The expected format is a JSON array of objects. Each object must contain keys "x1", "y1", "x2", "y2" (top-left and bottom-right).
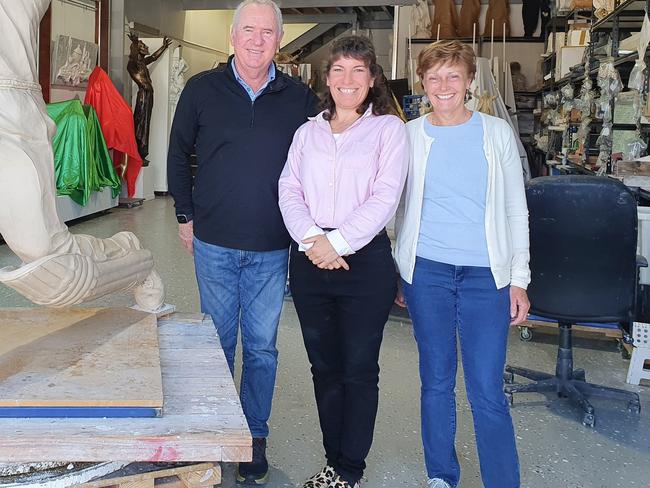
[{"x1": 0, "y1": 196, "x2": 649, "y2": 488}]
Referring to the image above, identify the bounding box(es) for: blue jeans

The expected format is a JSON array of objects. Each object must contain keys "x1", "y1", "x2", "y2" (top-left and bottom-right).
[
  {"x1": 193, "y1": 237, "x2": 288, "y2": 438},
  {"x1": 402, "y1": 257, "x2": 520, "y2": 488}
]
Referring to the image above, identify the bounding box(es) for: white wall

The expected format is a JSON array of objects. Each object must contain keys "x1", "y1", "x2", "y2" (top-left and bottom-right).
[
  {"x1": 182, "y1": 10, "x2": 231, "y2": 76},
  {"x1": 50, "y1": 0, "x2": 96, "y2": 102},
  {"x1": 184, "y1": 10, "x2": 232, "y2": 55},
  {"x1": 126, "y1": 0, "x2": 186, "y2": 40},
  {"x1": 282, "y1": 23, "x2": 318, "y2": 48}
]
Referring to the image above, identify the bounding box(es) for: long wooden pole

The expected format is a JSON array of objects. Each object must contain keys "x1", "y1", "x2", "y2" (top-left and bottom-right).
[
  {"x1": 490, "y1": 19, "x2": 495, "y2": 62},
  {"x1": 472, "y1": 23, "x2": 476, "y2": 54},
  {"x1": 503, "y1": 24, "x2": 506, "y2": 76},
  {"x1": 408, "y1": 24, "x2": 415, "y2": 94}
]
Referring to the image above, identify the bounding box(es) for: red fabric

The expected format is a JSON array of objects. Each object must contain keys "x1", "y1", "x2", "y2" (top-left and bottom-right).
[{"x1": 84, "y1": 67, "x2": 142, "y2": 197}]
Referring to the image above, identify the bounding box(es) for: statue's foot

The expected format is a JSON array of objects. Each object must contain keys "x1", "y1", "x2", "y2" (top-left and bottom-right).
[{"x1": 133, "y1": 269, "x2": 165, "y2": 312}]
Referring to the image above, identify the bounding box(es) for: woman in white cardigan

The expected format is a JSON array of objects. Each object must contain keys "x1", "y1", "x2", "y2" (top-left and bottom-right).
[{"x1": 394, "y1": 40, "x2": 530, "y2": 488}]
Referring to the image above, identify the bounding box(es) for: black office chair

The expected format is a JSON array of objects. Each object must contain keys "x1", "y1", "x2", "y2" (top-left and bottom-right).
[{"x1": 504, "y1": 175, "x2": 644, "y2": 427}]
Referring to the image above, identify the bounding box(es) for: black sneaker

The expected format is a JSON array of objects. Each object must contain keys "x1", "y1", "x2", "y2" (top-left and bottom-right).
[{"x1": 237, "y1": 437, "x2": 269, "y2": 485}]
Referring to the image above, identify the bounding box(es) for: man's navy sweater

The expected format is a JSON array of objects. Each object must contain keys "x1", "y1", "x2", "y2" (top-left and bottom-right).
[{"x1": 167, "y1": 57, "x2": 319, "y2": 251}]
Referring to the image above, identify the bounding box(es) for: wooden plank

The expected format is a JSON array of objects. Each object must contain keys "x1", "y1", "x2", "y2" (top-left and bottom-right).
[
  {"x1": 525, "y1": 319, "x2": 624, "y2": 338},
  {"x1": 0, "y1": 308, "x2": 162, "y2": 411},
  {"x1": 79, "y1": 463, "x2": 217, "y2": 488},
  {"x1": 97, "y1": 0, "x2": 110, "y2": 72},
  {"x1": 119, "y1": 481, "x2": 153, "y2": 488},
  {"x1": 177, "y1": 464, "x2": 221, "y2": 487},
  {"x1": 0, "y1": 311, "x2": 251, "y2": 462}
]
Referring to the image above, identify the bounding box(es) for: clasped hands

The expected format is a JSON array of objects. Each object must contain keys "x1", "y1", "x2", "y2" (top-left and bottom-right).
[{"x1": 303, "y1": 234, "x2": 349, "y2": 270}]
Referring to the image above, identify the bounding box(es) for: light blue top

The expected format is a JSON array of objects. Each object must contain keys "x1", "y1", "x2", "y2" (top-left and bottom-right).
[
  {"x1": 416, "y1": 111, "x2": 490, "y2": 267},
  {"x1": 231, "y1": 58, "x2": 276, "y2": 101}
]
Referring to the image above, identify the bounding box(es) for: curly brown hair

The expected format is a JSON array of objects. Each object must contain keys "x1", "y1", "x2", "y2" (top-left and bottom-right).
[{"x1": 320, "y1": 35, "x2": 394, "y2": 121}]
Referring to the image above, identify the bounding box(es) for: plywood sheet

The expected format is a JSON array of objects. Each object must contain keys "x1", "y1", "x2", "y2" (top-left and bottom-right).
[
  {"x1": 0, "y1": 313, "x2": 251, "y2": 462},
  {"x1": 0, "y1": 308, "x2": 162, "y2": 409}
]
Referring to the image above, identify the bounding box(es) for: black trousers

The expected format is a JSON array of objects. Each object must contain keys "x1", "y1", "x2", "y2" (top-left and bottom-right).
[
  {"x1": 522, "y1": 0, "x2": 541, "y2": 37},
  {"x1": 289, "y1": 233, "x2": 397, "y2": 485}
]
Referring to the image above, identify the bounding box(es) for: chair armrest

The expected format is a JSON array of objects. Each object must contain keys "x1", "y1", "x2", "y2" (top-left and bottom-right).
[{"x1": 637, "y1": 255, "x2": 648, "y2": 268}]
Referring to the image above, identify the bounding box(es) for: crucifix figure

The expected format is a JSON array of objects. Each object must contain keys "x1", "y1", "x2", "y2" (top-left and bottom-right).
[{"x1": 127, "y1": 33, "x2": 172, "y2": 160}]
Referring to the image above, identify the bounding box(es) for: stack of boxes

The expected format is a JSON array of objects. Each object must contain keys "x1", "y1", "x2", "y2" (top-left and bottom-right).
[{"x1": 402, "y1": 94, "x2": 423, "y2": 120}]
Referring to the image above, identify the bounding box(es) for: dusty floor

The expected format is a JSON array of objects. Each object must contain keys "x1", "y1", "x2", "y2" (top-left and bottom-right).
[{"x1": 0, "y1": 196, "x2": 648, "y2": 488}]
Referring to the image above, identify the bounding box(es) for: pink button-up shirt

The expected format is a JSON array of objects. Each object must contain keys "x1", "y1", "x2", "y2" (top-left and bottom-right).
[{"x1": 279, "y1": 107, "x2": 408, "y2": 255}]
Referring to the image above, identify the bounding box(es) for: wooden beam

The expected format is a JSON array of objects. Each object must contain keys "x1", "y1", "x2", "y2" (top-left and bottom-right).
[
  {"x1": 95, "y1": 0, "x2": 110, "y2": 71},
  {"x1": 38, "y1": 4, "x2": 52, "y2": 103}
]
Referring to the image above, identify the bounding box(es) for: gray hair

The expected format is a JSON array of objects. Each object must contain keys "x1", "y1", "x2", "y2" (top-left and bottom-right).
[{"x1": 231, "y1": 0, "x2": 283, "y2": 39}]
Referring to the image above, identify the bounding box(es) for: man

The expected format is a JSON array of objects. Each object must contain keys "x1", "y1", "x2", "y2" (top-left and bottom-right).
[{"x1": 167, "y1": 0, "x2": 319, "y2": 484}]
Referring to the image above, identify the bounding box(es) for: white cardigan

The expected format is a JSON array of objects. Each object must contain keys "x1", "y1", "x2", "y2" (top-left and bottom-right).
[{"x1": 394, "y1": 112, "x2": 531, "y2": 290}]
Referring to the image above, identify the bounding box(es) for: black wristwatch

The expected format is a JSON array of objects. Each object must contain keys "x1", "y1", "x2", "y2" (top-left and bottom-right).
[{"x1": 176, "y1": 214, "x2": 193, "y2": 224}]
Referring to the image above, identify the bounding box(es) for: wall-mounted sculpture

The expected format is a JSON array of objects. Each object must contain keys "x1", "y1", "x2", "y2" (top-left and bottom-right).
[
  {"x1": 127, "y1": 33, "x2": 172, "y2": 161},
  {"x1": 458, "y1": 0, "x2": 481, "y2": 38},
  {"x1": 483, "y1": 0, "x2": 511, "y2": 37},
  {"x1": 432, "y1": 0, "x2": 459, "y2": 39},
  {"x1": 0, "y1": 0, "x2": 164, "y2": 311}
]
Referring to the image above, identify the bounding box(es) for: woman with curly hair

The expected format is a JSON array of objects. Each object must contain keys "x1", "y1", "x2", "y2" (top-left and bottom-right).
[{"x1": 279, "y1": 35, "x2": 408, "y2": 488}]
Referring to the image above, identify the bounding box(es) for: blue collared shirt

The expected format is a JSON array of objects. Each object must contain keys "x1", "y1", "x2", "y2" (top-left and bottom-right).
[{"x1": 231, "y1": 58, "x2": 276, "y2": 101}]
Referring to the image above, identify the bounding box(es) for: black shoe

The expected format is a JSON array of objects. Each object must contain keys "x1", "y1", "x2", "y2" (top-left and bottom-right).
[{"x1": 236, "y1": 437, "x2": 269, "y2": 485}]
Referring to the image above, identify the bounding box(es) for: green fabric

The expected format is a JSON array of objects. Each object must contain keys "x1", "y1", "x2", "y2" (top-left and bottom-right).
[{"x1": 47, "y1": 99, "x2": 121, "y2": 206}]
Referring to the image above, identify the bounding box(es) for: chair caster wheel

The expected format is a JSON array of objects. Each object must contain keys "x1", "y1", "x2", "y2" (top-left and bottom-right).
[
  {"x1": 573, "y1": 369, "x2": 586, "y2": 382},
  {"x1": 582, "y1": 413, "x2": 595, "y2": 427},
  {"x1": 505, "y1": 392, "x2": 514, "y2": 406},
  {"x1": 503, "y1": 371, "x2": 514, "y2": 384},
  {"x1": 519, "y1": 326, "x2": 533, "y2": 342},
  {"x1": 617, "y1": 340, "x2": 632, "y2": 360},
  {"x1": 628, "y1": 400, "x2": 641, "y2": 415}
]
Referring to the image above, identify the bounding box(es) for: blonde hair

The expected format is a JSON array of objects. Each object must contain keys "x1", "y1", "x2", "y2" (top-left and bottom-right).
[{"x1": 416, "y1": 40, "x2": 476, "y2": 81}]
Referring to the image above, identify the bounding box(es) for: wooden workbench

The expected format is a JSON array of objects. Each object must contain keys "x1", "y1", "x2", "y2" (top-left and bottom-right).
[{"x1": 0, "y1": 311, "x2": 251, "y2": 464}]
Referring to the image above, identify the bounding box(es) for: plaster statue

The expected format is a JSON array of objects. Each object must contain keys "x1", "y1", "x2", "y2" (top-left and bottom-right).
[
  {"x1": 411, "y1": 0, "x2": 432, "y2": 39},
  {"x1": 127, "y1": 33, "x2": 172, "y2": 161},
  {"x1": 169, "y1": 56, "x2": 188, "y2": 106},
  {"x1": 0, "y1": 0, "x2": 164, "y2": 310}
]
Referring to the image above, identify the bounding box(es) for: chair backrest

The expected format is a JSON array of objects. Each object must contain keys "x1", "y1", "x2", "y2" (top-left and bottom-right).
[{"x1": 526, "y1": 175, "x2": 638, "y2": 323}]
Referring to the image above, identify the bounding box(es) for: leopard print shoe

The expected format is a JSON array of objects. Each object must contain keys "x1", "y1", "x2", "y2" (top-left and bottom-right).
[
  {"x1": 328, "y1": 474, "x2": 360, "y2": 488},
  {"x1": 303, "y1": 465, "x2": 336, "y2": 488}
]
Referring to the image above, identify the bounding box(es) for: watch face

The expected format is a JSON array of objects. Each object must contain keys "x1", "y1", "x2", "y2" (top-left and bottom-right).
[{"x1": 177, "y1": 214, "x2": 189, "y2": 223}]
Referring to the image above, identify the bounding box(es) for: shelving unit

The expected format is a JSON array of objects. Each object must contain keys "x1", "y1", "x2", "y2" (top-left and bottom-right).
[{"x1": 533, "y1": 1, "x2": 650, "y2": 175}]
